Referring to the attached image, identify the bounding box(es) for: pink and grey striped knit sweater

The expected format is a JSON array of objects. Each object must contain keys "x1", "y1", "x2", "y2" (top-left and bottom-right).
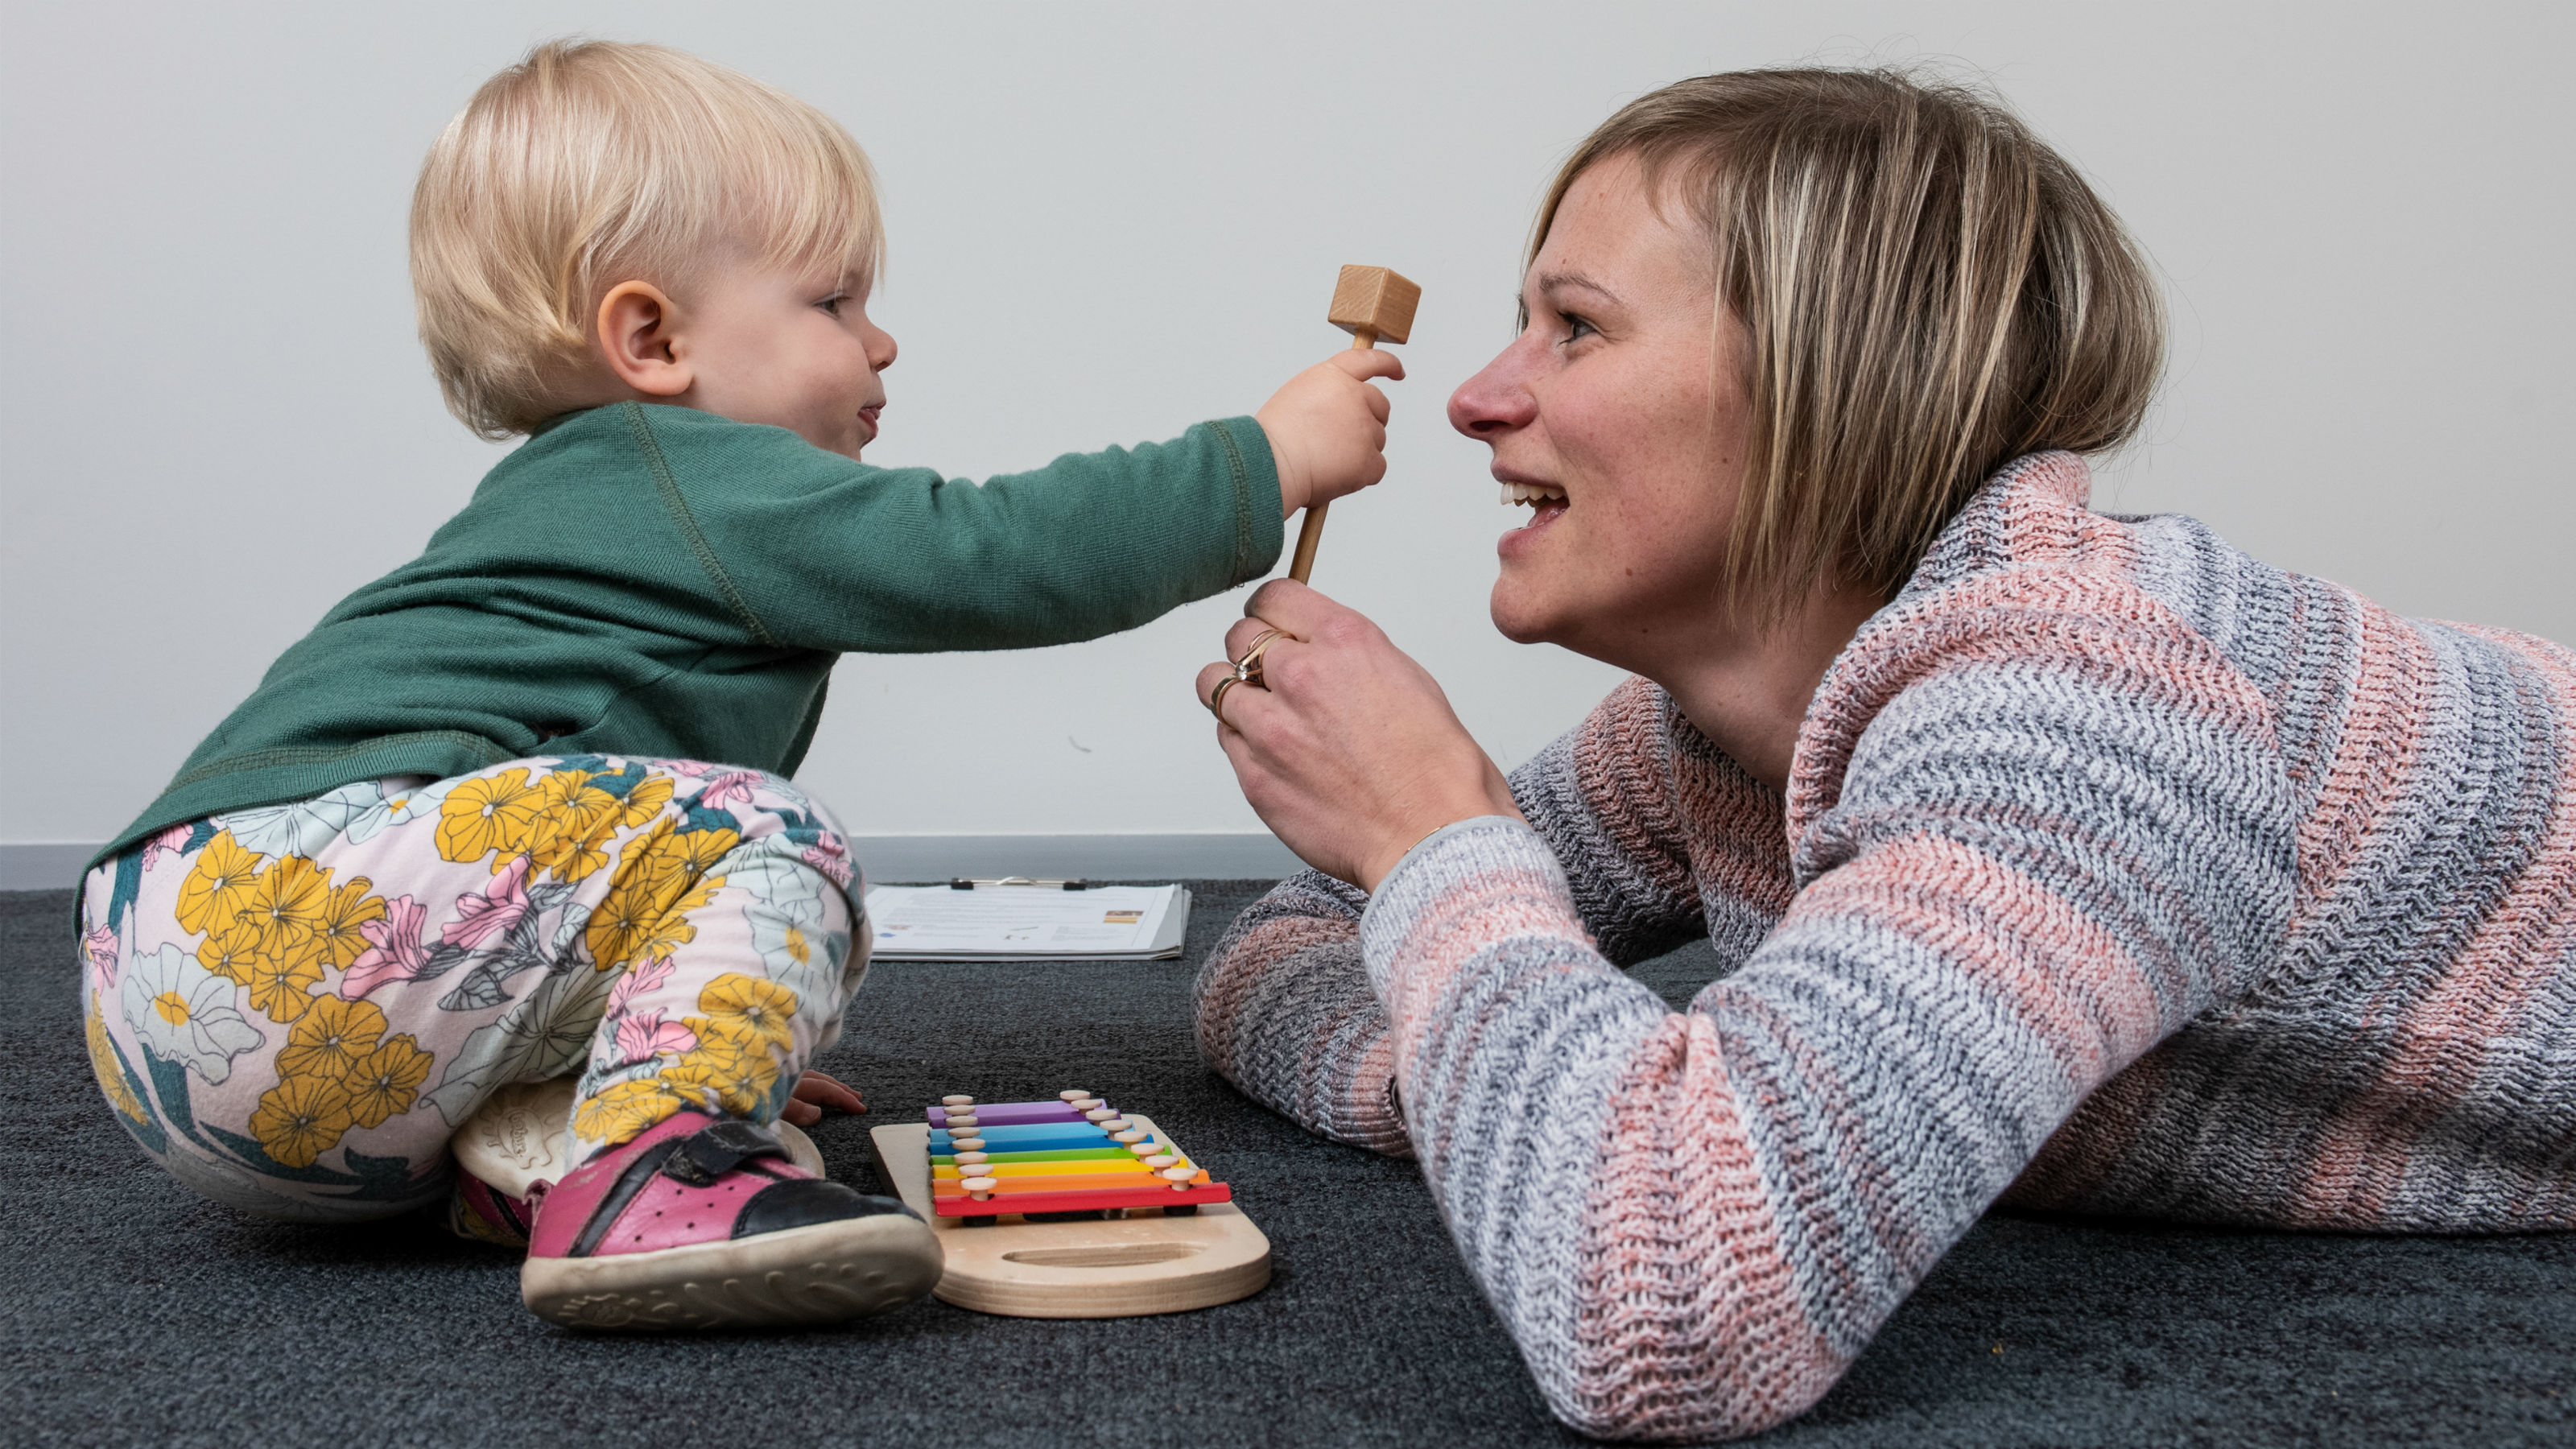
[{"x1": 1192, "y1": 452, "x2": 2576, "y2": 1441}]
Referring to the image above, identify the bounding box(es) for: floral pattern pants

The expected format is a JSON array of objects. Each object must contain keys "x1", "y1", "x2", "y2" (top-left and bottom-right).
[{"x1": 77, "y1": 756, "x2": 865, "y2": 1223}]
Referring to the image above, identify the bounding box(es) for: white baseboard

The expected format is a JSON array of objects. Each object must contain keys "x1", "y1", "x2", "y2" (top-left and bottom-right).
[
  {"x1": 0, "y1": 834, "x2": 1304, "y2": 893},
  {"x1": 0, "y1": 844, "x2": 99, "y2": 892}
]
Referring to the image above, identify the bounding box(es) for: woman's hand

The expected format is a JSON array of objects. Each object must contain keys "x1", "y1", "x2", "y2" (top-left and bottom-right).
[
  {"x1": 1196, "y1": 580, "x2": 1521, "y2": 892},
  {"x1": 781, "y1": 1069, "x2": 865, "y2": 1127},
  {"x1": 1256, "y1": 350, "x2": 1405, "y2": 517}
]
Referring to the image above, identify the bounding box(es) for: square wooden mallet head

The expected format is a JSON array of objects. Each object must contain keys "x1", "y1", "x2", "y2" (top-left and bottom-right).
[
  {"x1": 1327, "y1": 265, "x2": 1420, "y2": 349},
  {"x1": 1288, "y1": 264, "x2": 1422, "y2": 583}
]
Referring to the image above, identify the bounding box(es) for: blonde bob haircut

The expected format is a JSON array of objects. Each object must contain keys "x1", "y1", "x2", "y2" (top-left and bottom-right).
[
  {"x1": 1534, "y1": 67, "x2": 2164, "y2": 614},
  {"x1": 411, "y1": 39, "x2": 884, "y2": 439}
]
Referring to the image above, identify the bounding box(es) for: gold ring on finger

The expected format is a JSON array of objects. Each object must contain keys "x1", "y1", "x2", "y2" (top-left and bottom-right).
[
  {"x1": 1231, "y1": 629, "x2": 1285, "y2": 687},
  {"x1": 1208, "y1": 675, "x2": 1245, "y2": 729}
]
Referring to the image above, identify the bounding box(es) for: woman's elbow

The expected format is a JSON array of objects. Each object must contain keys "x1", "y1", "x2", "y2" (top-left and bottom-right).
[
  {"x1": 1518, "y1": 1276, "x2": 1856, "y2": 1442},
  {"x1": 1537, "y1": 1352, "x2": 1850, "y2": 1443}
]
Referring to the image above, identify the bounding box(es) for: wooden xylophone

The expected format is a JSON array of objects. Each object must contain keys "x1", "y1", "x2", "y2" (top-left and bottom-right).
[{"x1": 929, "y1": 1089, "x2": 1233, "y2": 1224}]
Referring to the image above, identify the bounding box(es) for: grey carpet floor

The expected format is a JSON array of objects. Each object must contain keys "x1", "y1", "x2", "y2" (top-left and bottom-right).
[{"x1": 2, "y1": 885, "x2": 2568, "y2": 1448}]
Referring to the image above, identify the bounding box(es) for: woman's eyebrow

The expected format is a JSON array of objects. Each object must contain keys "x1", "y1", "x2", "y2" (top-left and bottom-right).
[{"x1": 1533, "y1": 269, "x2": 1620, "y2": 305}]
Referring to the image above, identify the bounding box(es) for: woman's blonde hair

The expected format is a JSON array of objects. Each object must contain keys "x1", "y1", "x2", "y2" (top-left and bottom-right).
[
  {"x1": 411, "y1": 39, "x2": 883, "y2": 438},
  {"x1": 1534, "y1": 67, "x2": 2164, "y2": 613}
]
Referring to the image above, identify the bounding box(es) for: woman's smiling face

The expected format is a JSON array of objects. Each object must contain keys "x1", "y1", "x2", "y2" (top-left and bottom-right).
[{"x1": 1447, "y1": 152, "x2": 1752, "y2": 663}]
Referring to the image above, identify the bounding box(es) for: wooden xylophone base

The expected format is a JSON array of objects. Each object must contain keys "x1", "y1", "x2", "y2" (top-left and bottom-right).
[{"x1": 869, "y1": 1115, "x2": 1271, "y2": 1319}]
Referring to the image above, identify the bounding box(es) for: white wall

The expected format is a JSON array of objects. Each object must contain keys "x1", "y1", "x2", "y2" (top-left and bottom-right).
[{"x1": 6, "y1": 1, "x2": 2570, "y2": 856}]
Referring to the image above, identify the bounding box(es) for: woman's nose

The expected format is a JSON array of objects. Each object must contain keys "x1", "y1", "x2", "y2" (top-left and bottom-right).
[{"x1": 1447, "y1": 338, "x2": 1538, "y2": 440}]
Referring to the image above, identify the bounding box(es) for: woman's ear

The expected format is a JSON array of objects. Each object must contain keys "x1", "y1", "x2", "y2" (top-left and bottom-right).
[{"x1": 596, "y1": 282, "x2": 693, "y2": 397}]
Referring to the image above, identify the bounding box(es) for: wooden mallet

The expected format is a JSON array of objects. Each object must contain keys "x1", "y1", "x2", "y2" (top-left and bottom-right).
[{"x1": 1286, "y1": 264, "x2": 1421, "y2": 584}]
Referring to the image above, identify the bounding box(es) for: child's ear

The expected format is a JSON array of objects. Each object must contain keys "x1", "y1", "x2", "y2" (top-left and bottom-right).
[{"x1": 597, "y1": 282, "x2": 693, "y2": 397}]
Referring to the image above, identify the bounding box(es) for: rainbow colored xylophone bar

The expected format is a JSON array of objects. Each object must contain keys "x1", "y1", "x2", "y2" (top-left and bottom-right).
[{"x1": 928, "y1": 1090, "x2": 1233, "y2": 1224}]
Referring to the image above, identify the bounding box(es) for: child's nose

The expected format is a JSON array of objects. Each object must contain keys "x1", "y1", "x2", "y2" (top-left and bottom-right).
[{"x1": 868, "y1": 324, "x2": 898, "y2": 373}]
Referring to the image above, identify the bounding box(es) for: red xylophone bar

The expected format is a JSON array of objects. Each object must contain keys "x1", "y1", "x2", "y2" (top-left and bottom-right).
[{"x1": 931, "y1": 1182, "x2": 1233, "y2": 1218}]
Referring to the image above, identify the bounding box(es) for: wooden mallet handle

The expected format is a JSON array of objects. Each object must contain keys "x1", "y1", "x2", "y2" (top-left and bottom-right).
[{"x1": 1288, "y1": 265, "x2": 1420, "y2": 584}]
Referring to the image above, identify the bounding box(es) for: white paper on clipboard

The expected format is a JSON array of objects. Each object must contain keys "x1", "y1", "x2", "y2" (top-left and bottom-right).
[{"x1": 861, "y1": 884, "x2": 1190, "y2": 960}]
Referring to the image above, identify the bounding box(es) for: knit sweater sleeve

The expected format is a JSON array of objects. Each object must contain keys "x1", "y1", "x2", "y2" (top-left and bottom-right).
[
  {"x1": 1357, "y1": 575, "x2": 2298, "y2": 1440},
  {"x1": 1191, "y1": 678, "x2": 1721, "y2": 1157}
]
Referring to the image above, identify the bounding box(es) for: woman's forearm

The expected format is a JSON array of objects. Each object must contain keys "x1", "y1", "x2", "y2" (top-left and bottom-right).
[
  {"x1": 1361, "y1": 821, "x2": 1811, "y2": 1439},
  {"x1": 1191, "y1": 870, "x2": 1413, "y2": 1156}
]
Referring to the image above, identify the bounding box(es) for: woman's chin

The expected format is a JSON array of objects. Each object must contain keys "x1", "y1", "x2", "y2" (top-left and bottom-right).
[
  {"x1": 1492, "y1": 504, "x2": 1574, "y2": 642},
  {"x1": 1487, "y1": 582, "x2": 1558, "y2": 646}
]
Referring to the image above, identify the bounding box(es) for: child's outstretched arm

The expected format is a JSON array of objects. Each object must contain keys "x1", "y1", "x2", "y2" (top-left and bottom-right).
[{"x1": 631, "y1": 349, "x2": 1401, "y2": 654}]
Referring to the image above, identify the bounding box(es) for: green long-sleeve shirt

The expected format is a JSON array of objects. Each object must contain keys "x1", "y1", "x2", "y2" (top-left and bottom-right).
[{"x1": 94, "y1": 401, "x2": 1282, "y2": 870}]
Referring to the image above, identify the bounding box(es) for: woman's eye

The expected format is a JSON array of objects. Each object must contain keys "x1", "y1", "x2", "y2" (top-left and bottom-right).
[{"x1": 1560, "y1": 313, "x2": 1598, "y2": 345}]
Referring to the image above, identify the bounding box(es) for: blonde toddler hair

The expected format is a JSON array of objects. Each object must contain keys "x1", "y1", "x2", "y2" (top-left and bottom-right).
[
  {"x1": 1537, "y1": 68, "x2": 2165, "y2": 617},
  {"x1": 411, "y1": 39, "x2": 883, "y2": 438}
]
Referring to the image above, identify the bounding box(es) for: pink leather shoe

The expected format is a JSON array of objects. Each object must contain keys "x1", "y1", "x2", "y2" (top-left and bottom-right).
[
  {"x1": 521, "y1": 1111, "x2": 942, "y2": 1329},
  {"x1": 445, "y1": 1081, "x2": 832, "y2": 1253},
  {"x1": 448, "y1": 1170, "x2": 538, "y2": 1248}
]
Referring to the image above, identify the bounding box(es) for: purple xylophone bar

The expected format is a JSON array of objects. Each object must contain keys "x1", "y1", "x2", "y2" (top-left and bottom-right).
[{"x1": 926, "y1": 1101, "x2": 1115, "y2": 1129}]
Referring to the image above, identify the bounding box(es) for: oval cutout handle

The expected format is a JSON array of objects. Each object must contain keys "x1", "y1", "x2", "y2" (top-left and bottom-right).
[{"x1": 1001, "y1": 1243, "x2": 1206, "y2": 1268}]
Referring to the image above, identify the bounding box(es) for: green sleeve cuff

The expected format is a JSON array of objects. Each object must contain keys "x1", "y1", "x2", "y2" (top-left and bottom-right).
[{"x1": 1205, "y1": 415, "x2": 1285, "y2": 582}]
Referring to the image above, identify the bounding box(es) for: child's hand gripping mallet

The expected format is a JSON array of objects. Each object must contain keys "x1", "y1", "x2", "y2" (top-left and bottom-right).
[{"x1": 1287, "y1": 265, "x2": 1422, "y2": 584}]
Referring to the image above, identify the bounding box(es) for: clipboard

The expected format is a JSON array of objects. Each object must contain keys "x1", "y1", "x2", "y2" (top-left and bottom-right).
[{"x1": 862, "y1": 882, "x2": 1191, "y2": 961}]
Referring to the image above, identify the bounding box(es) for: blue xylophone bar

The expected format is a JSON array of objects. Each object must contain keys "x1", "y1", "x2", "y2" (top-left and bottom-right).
[
  {"x1": 932, "y1": 1124, "x2": 1163, "y2": 1152},
  {"x1": 931, "y1": 1121, "x2": 1109, "y2": 1142}
]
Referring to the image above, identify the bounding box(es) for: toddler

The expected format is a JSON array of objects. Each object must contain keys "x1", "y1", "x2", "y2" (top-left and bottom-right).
[{"x1": 75, "y1": 39, "x2": 1399, "y2": 1330}]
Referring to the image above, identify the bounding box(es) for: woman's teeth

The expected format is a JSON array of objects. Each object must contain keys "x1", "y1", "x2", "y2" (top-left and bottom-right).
[{"x1": 1500, "y1": 482, "x2": 1568, "y2": 507}]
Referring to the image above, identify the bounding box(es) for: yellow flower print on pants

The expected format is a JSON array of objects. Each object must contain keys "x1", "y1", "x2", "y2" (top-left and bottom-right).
[
  {"x1": 435, "y1": 769, "x2": 543, "y2": 864},
  {"x1": 569, "y1": 972, "x2": 803, "y2": 1150},
  {"x1": 79, "y1": 756, "x2": 862, "y2": 1223}
]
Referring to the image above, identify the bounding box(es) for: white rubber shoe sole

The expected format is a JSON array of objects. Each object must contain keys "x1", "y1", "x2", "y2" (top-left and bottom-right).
[{"x1": 522, "y1": 1210, "x2": 944, "y2": 1330}]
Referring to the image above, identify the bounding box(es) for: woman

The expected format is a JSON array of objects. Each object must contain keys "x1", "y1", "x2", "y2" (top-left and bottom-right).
[{"x1": 1190, "y1": 68, "x2": 2574, "y2": 1442}]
